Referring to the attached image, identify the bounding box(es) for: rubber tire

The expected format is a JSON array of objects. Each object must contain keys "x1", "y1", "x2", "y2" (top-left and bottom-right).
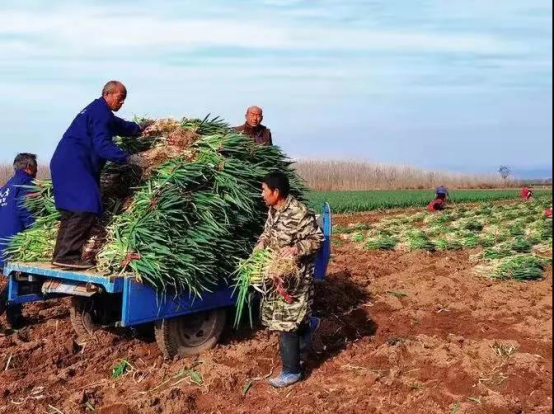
[
  {"x1": 70, "y1": 296, "x2": 99, "y2": 340},
  {"x1": 155, "y1": 309, "x2": 226, "y2": 358},
  {"x1": 0, "y1": 284, "x2": 23, "y2": 329}
]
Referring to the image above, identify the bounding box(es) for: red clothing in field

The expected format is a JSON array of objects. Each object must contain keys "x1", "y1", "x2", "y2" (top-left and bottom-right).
[
  {"x1": 545, "y1": 208, "x2": 552, "y2": 218},
  {"x1": 520, "y1": 187, "x2": 533, "y2": 201},
  {"x1": 427, "y1": 198, "x2": 445, "y2": 212}
]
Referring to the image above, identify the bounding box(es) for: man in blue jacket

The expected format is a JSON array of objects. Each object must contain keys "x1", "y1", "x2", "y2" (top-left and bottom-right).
[
  {"x1": 51, "y1": 80, "x2": 148, "y2": 269},
  {"x1": 0, "y1": 153, "x2": 37, "y2": 325}
]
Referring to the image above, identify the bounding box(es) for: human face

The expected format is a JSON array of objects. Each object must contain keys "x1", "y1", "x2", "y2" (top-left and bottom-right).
[
  {"x1": 261, "y1": 183, "x2": 281, "y2": 207},
  {"x1": 25, "y1": 165, "x2": 38, "y2": 178},
  {"x1": 246, "y1": 108, "x2": 263, "y2": 128},
  {"x1": 105, "y1": 88, "x2": 127, "y2": 112}
]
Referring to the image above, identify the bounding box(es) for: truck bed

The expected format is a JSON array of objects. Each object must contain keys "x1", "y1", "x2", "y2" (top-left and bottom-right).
[{"x1": 5, "y1": 262, "x2": 130, "y2": 293}]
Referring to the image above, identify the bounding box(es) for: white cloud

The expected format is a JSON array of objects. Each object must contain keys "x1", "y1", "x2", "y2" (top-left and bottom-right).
[{"x1": 0, "y1": 6, "x2": 513, "y2": 60}]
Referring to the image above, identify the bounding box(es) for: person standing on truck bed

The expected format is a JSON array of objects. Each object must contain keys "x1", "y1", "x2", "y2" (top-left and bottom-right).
[
  {"x1": 0, "y1": 153, "x2": 38, "y2": 326},
  {"x1": 50, "y1": 80, "x2": 150, "y2": 270},
  {"x1": 256, "y1": 171, "x2": 324, "y2": 388},
  {"x1": 233, "y1": 106, "x2": 273, "y2": 146}
]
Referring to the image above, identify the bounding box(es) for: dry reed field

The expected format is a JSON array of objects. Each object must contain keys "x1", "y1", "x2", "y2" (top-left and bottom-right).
[
  {"x1": 1, "y1": 160, "x2": 523, "y2": 191},
  {"x1": 294, "y1": 160, "x2": 517, "y2": 191},
  {"x1": 0, "y1": 163, "x2": 49, "y2": 186}
]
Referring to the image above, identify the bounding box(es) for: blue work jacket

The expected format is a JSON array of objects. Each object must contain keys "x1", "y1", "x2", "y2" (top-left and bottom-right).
[
  {"x1": 50, "y1": 98, "x2": 141, "y2": 215},
  {"x1": 0, "y1": 170, "x2": 35, "y2": 269}
]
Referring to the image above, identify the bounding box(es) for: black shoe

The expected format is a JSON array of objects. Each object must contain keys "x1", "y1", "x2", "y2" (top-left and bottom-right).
[{"x1": 52, "y1": 259, "x2": 94, "y2": 270}]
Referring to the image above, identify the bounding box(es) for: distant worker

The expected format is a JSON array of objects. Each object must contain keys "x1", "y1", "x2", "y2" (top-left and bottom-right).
[
  {"x1": 428, "y1": 185, "x2": 449, "y2": 212},
  {"x1": 50, "y1": 81, "x2": 149, "y2": 269},
  {"x1": 233, "y1": 106, "x2": 273, "y2": 146},
  {"x1": 520, "y1": 186, "x2": 533, "y2": 201},
  {"x1": 427, "y1": 198, "x2": 445, "y2": 212},
  {"x1": 256, "y1": 171, "x2": 324, "y2": 388},
  {"x1": 435, "y1": 185, "x2": 449, "y2": 202},
  {"x1": 0, "y1": 153, "x2": 38, "y2": 326}
]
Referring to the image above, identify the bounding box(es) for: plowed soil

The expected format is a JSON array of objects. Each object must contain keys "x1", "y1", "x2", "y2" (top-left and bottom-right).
[{"x1": 1, "y1": 211, "x2": 552, "y2": 414}]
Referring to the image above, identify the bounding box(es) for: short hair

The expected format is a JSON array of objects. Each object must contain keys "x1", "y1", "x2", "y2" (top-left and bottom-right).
[
  {"x1": 262, "y1": 171, "x2": 290, "y2": 199},
  {"x1": 102, "y1": 80, "x2": 126, "y2": 96},
  {"x1": 13, "y1": 153, "x2": 37, "y2": 172}
]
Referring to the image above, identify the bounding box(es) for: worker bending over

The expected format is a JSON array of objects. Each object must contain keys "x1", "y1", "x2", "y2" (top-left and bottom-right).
[{"x1": 0, "y1": 153, "x2": 38, "y2": 326}]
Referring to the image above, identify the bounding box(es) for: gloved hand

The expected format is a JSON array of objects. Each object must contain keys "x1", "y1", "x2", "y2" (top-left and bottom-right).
[{"x1": 127, "y1": 154, "x2": 149, "y2": 168}]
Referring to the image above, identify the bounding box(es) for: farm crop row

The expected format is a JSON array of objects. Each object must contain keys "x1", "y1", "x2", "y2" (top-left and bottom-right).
[
  {"x1": 336, "y1": 195, "x2": 552, "y2": 281},
  {"x1": 307, "y1": 189, "x2": 552, "y2": 213}
]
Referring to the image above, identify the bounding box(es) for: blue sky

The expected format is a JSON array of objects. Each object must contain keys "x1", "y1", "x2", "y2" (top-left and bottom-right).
[{"x1": 0, "y1": 0, "x2": 551, "y2": 178}]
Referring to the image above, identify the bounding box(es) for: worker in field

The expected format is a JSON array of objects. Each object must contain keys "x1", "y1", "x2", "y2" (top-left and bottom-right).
[
  {"x1": 435, "y1": 185, "x2": 449, "y2": 202},
  {"x1": 520, "y1": 186, "x2": 533, "y2": 201},
  {"x1": 256, "y1": 171, "x2": 324, "y2": 388},
  {"x1": 428, "y1": 185, "x2": 448, "y2": 212},
  {"x1": 50, "y1": 81, "x2": 149, "y2": 269},
  {"x1": 0, "y1": 153, "x2": 38, "y2": 326},
  {"x1": 233, "y1": 106, "x2": 273, "y2": 146}
]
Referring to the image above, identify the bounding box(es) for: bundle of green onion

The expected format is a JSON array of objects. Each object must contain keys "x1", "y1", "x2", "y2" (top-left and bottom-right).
[
  {"x1": 232, "y1": 249, "x2": 300, "y2": 327},
  {"x1": 8, "y1": 117, "x2": 305, "y2": 299}
]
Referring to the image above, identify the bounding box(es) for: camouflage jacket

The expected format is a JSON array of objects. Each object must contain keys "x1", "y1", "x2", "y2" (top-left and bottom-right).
[{"x1": 258, "y1": 196, "x2": 324, "y2": 331}]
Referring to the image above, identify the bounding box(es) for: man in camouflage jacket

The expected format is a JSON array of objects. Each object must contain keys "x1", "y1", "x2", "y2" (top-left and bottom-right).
[
  {"x1": 258, "y1": 171, "x2": 323, "y2": 387},
  {"x1": 258, "y1": 196, "x2": 323, "y2": 331}
]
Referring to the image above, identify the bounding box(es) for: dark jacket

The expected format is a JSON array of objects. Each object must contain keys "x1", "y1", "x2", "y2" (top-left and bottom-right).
[
  {"x1": 0, "y1": 170, "x2": 35, "y2": 268},
  {"x1": 233, "y1": 123, "x2": 273, "y2": 146},
  {"x1": 50, "y1": 98, "x2": 141, "y2": 215}
]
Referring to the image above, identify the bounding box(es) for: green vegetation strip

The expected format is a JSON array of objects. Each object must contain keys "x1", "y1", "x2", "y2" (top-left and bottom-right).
[{"x1": 307, "y1": 189, "x2": 552, "y2": 214}]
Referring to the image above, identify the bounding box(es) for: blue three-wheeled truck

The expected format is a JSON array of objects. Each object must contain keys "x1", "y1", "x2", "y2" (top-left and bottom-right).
[{"x1": 1, "y1": 204, "x2": 332, "y2": 358}]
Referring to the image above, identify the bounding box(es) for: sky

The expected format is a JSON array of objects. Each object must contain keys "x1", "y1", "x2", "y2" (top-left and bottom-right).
[{"x1": 0, "y1": 0, "x2": 552, "y2": 178}]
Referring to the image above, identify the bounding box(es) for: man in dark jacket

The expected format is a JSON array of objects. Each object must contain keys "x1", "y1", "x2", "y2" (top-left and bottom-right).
[
  {"x1": 0, "y1": 153, "x2": 37, "y2": 269},
  {"x1": 0, "y1": 153, "x2": 37, "y2": 326},
  {"x1": 50, "y1": 80, "x2": 147, "y2": 269},
  {"x1": 233, "y1": 106, "x2": 273, "y2": 146}
]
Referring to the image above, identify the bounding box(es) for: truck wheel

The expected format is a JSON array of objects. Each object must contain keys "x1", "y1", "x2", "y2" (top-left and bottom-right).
[
  {"x1": 155, "y1": 309, "x2": 226, "y2": 358},
  {"x1": 70, "y1": 296, "x2": 100, "y2": 340},
  {"x1": 0, "y1": 284, "x2": 23, "y2": 329}
]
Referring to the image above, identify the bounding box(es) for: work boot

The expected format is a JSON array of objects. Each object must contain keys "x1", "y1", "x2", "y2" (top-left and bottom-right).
[
  {"x1": 300, "y1": 316, "x2": 321, "y2": 353},
  {"x1": 268, "y1": 372, "x2": 302, "y2": 388},
  {"x1": 52, "y1": 259, "x2": 94, "y2": 270}
]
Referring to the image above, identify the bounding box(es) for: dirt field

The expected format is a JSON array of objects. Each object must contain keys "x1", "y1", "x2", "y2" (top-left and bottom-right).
[{"x1": 0, "y1": 211, "x2": 552, "y2": 414}]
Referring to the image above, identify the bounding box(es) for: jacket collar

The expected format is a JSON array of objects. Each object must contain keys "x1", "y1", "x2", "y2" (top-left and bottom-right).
[{"x1": 15, "y1": 169, "x2": 34, "y2": 180}]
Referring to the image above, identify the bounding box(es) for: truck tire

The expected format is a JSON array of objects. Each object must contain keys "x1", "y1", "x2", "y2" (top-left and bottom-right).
[
  {"x1": 70, "y1": 296, "x2": 99, "y2": 340},
  {"x1": 155, "y1": 309, "x2": 226, "y2": 358},
  {"x1": 0, "y1": 284, "x2": 23, "y2": 329}
]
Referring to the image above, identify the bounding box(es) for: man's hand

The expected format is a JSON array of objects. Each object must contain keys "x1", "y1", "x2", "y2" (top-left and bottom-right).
[
  {"x1": 127, "y1": 154, "x2": 149, "y2": 168},
  {"x1": 139, "y1": 120, "x2": 155, "y2": 136},
  {"x1": 281, "y1": 246, "x2": 298, "y2": 257}
]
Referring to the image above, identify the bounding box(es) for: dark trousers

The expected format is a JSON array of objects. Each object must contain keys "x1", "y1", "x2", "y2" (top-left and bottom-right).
[
  {"x1": 279, "y1": 323, "x2": 309, "y2": 375},
  {"x1": 53, "y1": 210, "x2": 97, "y2": 262}
]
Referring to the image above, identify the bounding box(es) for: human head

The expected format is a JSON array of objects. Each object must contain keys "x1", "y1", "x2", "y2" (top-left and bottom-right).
[
  {"x1": 102, "y1": 80, "x2": 127, "y2": 112},
  {"x1": 13, "y1": 153, "x2": 38, "y2": 177},
  {"x1": 245, "y1": 106, "x2": 263, "y2": 128},
  {"x1": 261, "y1": 171, "x2": 290, "y2": 207}
]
